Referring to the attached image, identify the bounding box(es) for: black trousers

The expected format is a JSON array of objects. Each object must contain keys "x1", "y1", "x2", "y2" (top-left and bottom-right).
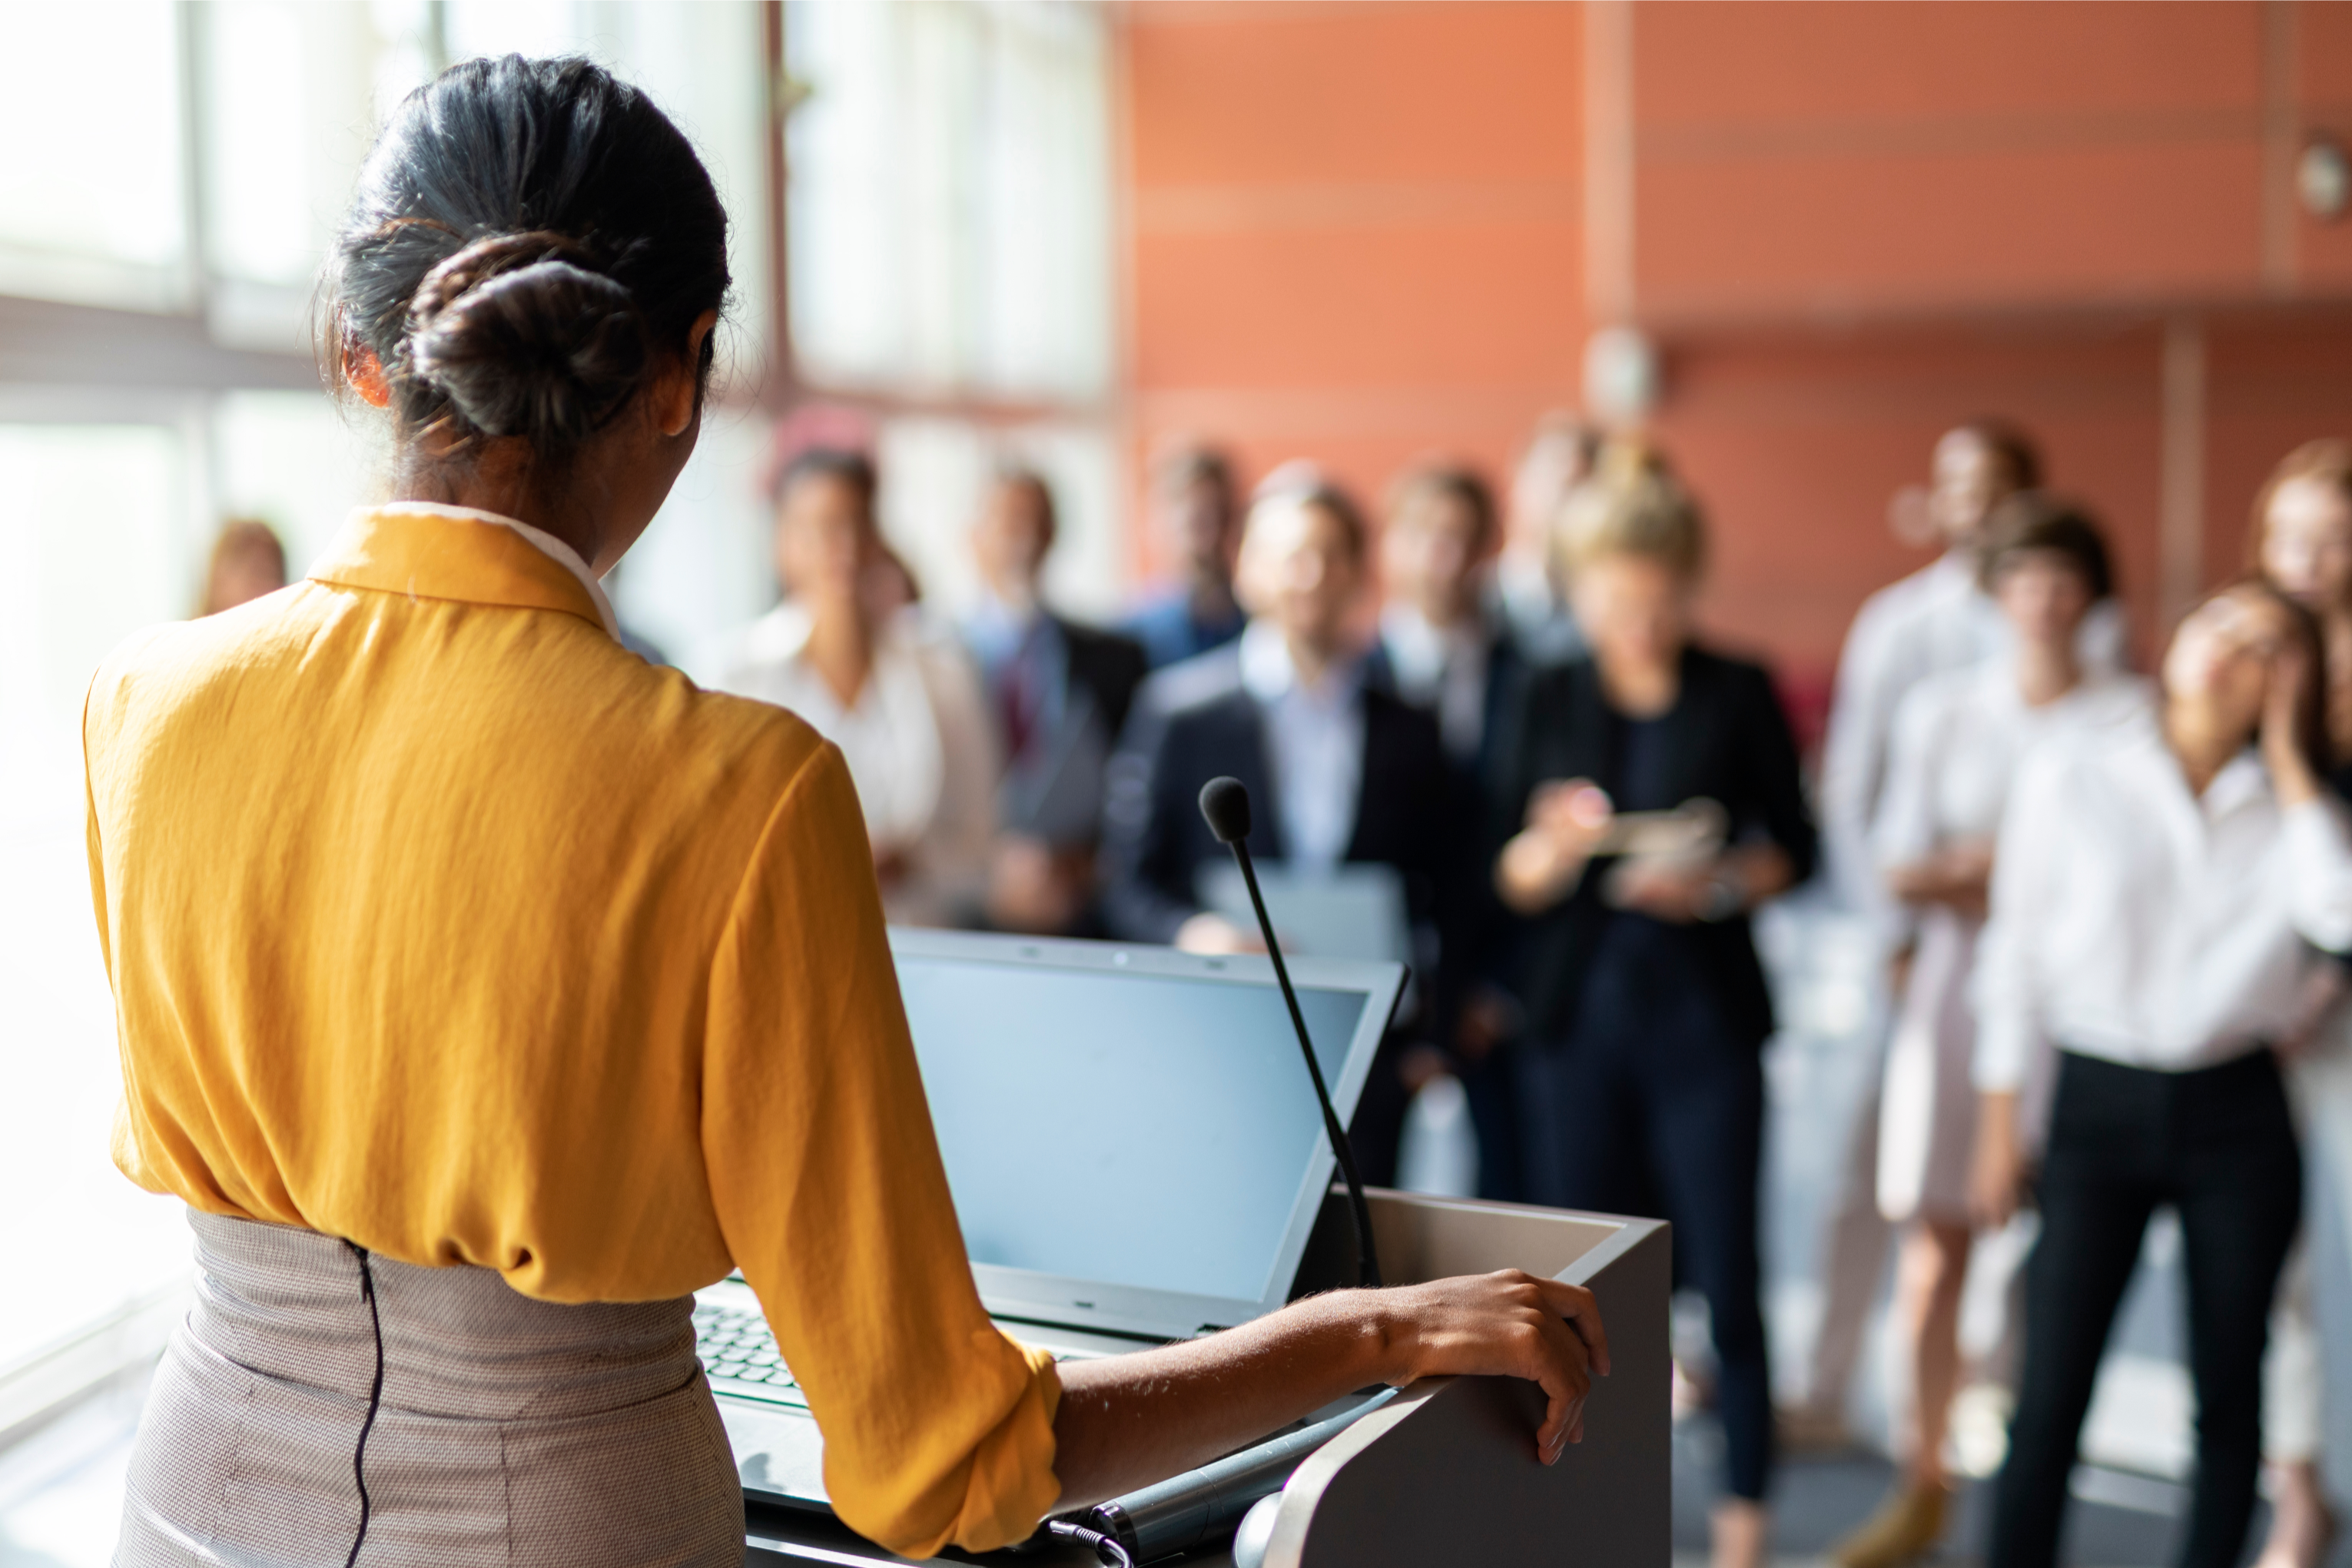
[
  {"x1": 1989, "y1": 1049, "x2": 2301, "y2": 1568},
  {"x1": 1518, "y1": 963, "x2": 1771, "y2": 1500}
]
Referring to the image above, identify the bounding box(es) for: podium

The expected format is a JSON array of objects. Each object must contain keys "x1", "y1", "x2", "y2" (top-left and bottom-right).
[{"x1": 744, "y1": 1187, "x2": 1669, "y2": 1567}]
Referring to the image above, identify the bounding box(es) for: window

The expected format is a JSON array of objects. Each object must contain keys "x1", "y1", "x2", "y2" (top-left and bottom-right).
[{"x1": 776, "y1": 0, "x2": 1122, "y2": 629}]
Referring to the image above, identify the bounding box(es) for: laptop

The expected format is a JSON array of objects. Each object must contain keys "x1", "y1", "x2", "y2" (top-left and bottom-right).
[
  {"x1": 1195, "y1": 860, "x2": 1412, "y2": 965},
  {"x1": 702, "y1": 928, "x2": 1407, "y2": 1513}
]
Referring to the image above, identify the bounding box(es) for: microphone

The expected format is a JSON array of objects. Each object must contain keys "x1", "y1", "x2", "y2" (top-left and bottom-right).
[{"x1": 1199, "y1": 777, "x2": 1382, "y2": 1291}]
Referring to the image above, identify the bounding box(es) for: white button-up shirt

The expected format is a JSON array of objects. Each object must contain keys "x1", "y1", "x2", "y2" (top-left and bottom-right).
[
  {"x1": 712, "y1": 603, "x2": 997, "y2": 926},
  {"x1": 1820, "y1": 549, "x2": 2128, "y2": 933},
  {"x1": 1239, "y1": 620, "x2": 1365, "y2": 872},
  {"x1": 1379, "y1": 605, "x2": 1490, "y2": 763},
  {"x1": 1972, "y1": 697, "x2": 2352, "y2": 1090}
]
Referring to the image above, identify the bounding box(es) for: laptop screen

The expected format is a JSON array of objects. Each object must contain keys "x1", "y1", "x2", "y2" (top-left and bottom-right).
[{"x1": 895, "y1": 953, "x2": 1374, "y2": 1310}]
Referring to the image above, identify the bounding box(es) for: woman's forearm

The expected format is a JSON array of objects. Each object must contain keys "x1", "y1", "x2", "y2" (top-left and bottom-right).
[
  {"x1": 1049, "y1": 1271, "x2": 1608, "y2": 1512},
  {"x1": 1049, "y1": 1292, "x2": 1395, "y2": 1509}
]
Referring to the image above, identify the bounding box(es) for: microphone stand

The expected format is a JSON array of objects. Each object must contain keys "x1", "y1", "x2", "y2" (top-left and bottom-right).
[{"x1": 1200, "y1": 777, "x2": 1382, "y2": 1291}]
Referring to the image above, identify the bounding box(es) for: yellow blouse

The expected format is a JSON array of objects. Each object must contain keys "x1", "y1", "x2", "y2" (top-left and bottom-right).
[{"x1": 82, "y1": 503, "x2": 1060, "y2": 1557}]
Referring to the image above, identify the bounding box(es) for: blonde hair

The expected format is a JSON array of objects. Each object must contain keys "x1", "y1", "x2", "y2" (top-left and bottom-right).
[{"x1": 1553, "y1": 441, "x2": 1707, "y2": 582}]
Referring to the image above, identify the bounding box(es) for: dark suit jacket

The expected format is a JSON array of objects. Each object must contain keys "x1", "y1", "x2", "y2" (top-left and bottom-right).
[
  {"x1": 1055, "y1": 614, "x2": 1149, "y2": 751},
  {"x1": 1495, "y1": 645, "x2": 1817, "y2": 1049},
  {"x1": 1363, "y1": 621, "x2": 1536, "y2": 993},
  {"x1": 1099, "y1": 645, "x2": 1458, "y2": 1003}
]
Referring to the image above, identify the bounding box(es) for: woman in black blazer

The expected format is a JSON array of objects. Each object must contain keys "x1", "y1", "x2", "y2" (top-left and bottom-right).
[{"x1": 1494, "y1": 450, "x2": 1816, "y2": 1568}]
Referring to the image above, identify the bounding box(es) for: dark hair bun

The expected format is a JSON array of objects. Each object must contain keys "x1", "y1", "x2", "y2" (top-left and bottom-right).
[{"x1": 408, "y1": 230, "x2": 649, "y2": 446}]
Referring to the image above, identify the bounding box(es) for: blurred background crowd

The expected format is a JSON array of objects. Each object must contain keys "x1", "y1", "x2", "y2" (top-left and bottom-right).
[{"x1": 11, "y1": 4, "x2": 2352, "y2": 1567}]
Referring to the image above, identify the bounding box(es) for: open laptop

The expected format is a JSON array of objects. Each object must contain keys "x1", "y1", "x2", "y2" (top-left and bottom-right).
[{"x1": 702, "y1": 928, "x2": 1407, "y2": 1513}]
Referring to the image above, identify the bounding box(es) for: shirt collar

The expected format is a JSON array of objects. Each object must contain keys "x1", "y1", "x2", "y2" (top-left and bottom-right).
[
  {"x1": 1239, "y1": 618, "x2": 1361, "y2": 708},
  {"x1": 308, "y1": 502, "x2": 621, "y2": 640}
]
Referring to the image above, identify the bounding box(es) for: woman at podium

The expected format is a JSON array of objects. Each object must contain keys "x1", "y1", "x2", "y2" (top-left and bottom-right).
[{"x1": 81, "y1": 56, "x2": 1607, "y2": 1568}]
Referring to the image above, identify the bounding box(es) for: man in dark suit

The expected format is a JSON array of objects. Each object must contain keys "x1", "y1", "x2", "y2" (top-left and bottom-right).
[
  {"x1": 964, "y1": 467, "x2": 1149, "y2": 936},
  {"x1": 1362, "y1": 462, "x2": 1531, "y2": 1200},
  {"x1": 1100, "y1": 469, "x2": 1455, "y2": 1185}
]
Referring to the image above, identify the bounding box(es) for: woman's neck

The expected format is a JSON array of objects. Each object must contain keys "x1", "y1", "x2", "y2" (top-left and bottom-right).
[
  {"x1": 1597, "y1": 646, "x2": 1680, "y2": 719},
  {"x1": 805, "y1": 599, "x2": 877, "y2": 709},
  {"x1": 2014, "y1": 637, "x2": 2079, "y2": 708},
  {"x1": 2163, "y1": 701, "x2": 2247, "y2": 798}
]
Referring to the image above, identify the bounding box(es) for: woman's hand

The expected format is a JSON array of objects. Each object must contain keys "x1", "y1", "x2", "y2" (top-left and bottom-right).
[
  {"x1": 1050, "y1": 1270, "x2": 1611, "y2": 1507},
  {"x1": 1173, "y1": 911, "x2": 1266, "y2": 954},
  {"x1": 1884, "y1": 839, "x2": 1995, "y2": 920},
  {"x1": 1373, "y1": 1271, "x2": 1612, "y2": 1460},
  {"x1": 1607, "y1": 841, "x2": 1796, "y2": 925},
  {"x1": 2262, "y1": 636, "x2": 2321, "y2": 808},
  {"x1": 1496, "y1": 780, "x2": 1613, "y2": 913},
  {"x1": 1969, "y1": 1091, "x2": 2025, "y2": 1229}
]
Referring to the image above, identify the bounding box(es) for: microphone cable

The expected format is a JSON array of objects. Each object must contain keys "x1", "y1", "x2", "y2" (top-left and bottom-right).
[
  {"x1": 342, "y1": 1241, "x2": 387, "y2": 1568},
  {"x1": 1045, "y1": 1517, "x2": 1136, "y2": 1567}
]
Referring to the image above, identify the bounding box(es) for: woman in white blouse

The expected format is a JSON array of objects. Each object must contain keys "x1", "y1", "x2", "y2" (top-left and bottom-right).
[
  {"x1": 714, "y1": 449, "x2": 996, "y2": 927},
  {"x1": 1835, "y1": 497, "x2": 2141, "y2": 1568},
  {"x1": 1972, "y1": 578, "x2": 2351, "y2": 1568}
]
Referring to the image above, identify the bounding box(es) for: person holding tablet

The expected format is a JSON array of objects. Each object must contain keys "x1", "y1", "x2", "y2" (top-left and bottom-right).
[{"x1": 85, "y1": 57, "x2": 1607, "y2": 1568}]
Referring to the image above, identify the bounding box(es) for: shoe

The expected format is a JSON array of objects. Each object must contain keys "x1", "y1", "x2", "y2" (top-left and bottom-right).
[{"x1": 1832, "y1": 1480, "x2": 1949, "y2": 1568}]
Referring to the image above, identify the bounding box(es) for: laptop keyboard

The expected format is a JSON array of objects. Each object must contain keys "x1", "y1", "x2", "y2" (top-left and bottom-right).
[
  {"x1": 694, "y1": 1302, "x2": 808, "y2": 1409},
  {"x1": 695, "y1": 1299, "x2": 1100, "y2": 1412}
]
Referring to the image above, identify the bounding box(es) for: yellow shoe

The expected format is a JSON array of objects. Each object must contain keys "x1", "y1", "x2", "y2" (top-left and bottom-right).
[{"x1": 1832, "y1": 1481, "x2": 1949, "y2": 1568}]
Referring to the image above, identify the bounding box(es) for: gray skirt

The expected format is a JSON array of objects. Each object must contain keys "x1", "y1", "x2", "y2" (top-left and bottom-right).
[{"x1": 116, "y1": 1209, "x2": 742, "y2": 1566}]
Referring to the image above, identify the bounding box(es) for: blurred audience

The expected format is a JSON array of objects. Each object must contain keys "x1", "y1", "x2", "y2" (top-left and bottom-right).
[
  {"x1": 1833, "y1": 496, "x2": 2137, "y2": 1568},
  {"x1": 1493, "y1": 446, "x2": 1814, "y2": 1568},
  {"x1": 1972, "y1": 578, "x2": 2344, "y2": 1568},
  {"x1": 963, "y1": 466, "x2": 1147, "y2": 936},
  {"x1": 1494, "y1": 411, "x2": 1597, "y2": 665},
  {"x1": 712, "y1": 447, "x2": 995, "y2": 927},
  {"x1": 1123, "y1": 441, "x2": 1247, "y2": 670},
  {"x1": 2248, "y1": 439, "x2": 2352, "y2": 1568},
  {"x1": 198, "y1": 518, "x2": 287, "y2": 615},
  {"x1": 1367, "y1": 460, "x2": 1528, "y2": 1199},
  {"x1": 1100, "y1": 468, "x2": 1455, "y2": 1185}
]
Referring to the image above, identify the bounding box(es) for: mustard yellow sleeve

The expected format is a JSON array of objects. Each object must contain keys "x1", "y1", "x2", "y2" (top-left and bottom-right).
[{"x1": 702, "y1": 742, "x2": 1063, "y2": 1557}]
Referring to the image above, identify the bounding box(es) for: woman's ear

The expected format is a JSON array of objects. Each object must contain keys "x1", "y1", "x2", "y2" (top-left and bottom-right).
[
  {"x1": 345, "y1": 340, "x2": 392, "y2": 409},
  {"x1": 655, "y1": 310, "x2": 720, "y2": 439}
]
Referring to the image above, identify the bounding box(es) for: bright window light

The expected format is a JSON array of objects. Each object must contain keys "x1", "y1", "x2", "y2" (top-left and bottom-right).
[
  {"x1": 0, "y1": 426, "x2": 200, "y2": 1381},
  {"x1": 0, "y1": 2, "x2": 186, "y2": 310}
]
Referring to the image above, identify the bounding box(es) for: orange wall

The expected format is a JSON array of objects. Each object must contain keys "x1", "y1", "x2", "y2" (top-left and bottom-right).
[
  {"x1": 1122, "y1": 0, "x2": 2352, "y2": 704},
  {"x1": 1124, "y1": 0, "x2": 1586, "y2": 560}
]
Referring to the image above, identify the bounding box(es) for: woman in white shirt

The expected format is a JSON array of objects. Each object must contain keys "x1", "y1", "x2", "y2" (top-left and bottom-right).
[
  {"x1": 713, "y1": 449, "x2": 996, "y2": 927},
  {"x1": 1835, "y1": 498, "x2": 2141, "y2": 1568},
  {"x1": 1972, "y1": 579, "x2": 2351, "y2": 1568}
]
